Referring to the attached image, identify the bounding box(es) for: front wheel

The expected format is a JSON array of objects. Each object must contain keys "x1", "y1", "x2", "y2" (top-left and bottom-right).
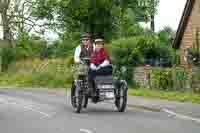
[
  {"x1": 83, "y1": 95, "x2": 88, "y2": 108},
  {"x1": 115, "y1": 81, "x2": 128, "y2": 112},
  {"x1": 71, "y1": 81, "x2": 83, "y2": 113}
]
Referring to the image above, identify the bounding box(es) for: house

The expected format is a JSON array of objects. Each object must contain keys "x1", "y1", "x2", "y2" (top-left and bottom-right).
[{"x1": 172, "y1": 0, "x2": 200, "y2": 68}]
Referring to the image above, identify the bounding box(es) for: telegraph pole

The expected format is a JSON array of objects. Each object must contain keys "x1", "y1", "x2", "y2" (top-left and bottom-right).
[{"x1": 150, "y1": 0, "x2": 155, "y2": 32}]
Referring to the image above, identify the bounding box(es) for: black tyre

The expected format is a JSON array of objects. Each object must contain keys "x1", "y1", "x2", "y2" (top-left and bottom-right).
[
  {"x1": 83, "y1": 95, "x2": 88, "y2": 108},
  {"x1": 71, "y1": 81, "x2": 83, "y2": 113},
  {"x1": 115, "y1": 81, "x2": 128, "y2": 112}
]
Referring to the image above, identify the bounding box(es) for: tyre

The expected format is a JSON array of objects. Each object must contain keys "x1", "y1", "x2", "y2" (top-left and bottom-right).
[
  {"x1": 71, "y1": 81, "x2": 83, "y2": 113},
  {"x1": 83, "y1": 96, "x2": 88, "y2": 108},
  {"x1": 115, "y1": 81, "x2": 128, "y2": 112}
]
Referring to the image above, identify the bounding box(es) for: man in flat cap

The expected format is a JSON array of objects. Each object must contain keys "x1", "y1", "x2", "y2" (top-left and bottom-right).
[{"x1": 74, "y1": 33, "x2": 94, "y2": 64}]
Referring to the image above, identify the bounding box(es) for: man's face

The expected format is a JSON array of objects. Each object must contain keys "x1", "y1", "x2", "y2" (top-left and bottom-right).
[
  {"x1": 82, "y1": 37, "x2": 91, "y2": 47},
  {"x1": 95, "y1": 41, "x2": 104, "y2": 49}
]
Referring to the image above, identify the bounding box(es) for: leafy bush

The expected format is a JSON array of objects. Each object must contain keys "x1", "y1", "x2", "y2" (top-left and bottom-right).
[
  {"x1": 111, "y1": 37, "x2": 142, "y2": 66},
  {"x1": 110, "y1": 34, "x2": 174, "y2": 67},
  {"x1": 110, "y1": 38, "x2": 138, "y2": 83},
  {"x1": 149, "y1": 67, "x2": 200, "y2": 92},
  {"x1": 109, "y1": 35, "x2": 175, "y2": 84},
  {"x1": 65, "y1": 55, "x2": 74, "y2": 67},
  {"x1": 150, "y1": 68, "x2": 173, "y2": 90},
  {"x1": 158, "y1": 26, "x2": 175, "y2": 46},
  {"x1": 0, "y1": 48, "x2": 16, "y2": 72},
  {"x1": 150, "y1": 67, "x2": 189, "y2": 91},
  {"x1": 15, "y1": 32, "x2": 78, "y2": 60},
  {"x1": 16, "y1": 33, "x2": 47, "y2": 60},
  {"x1": 46, "y1": 40, "x2": 77, "y2": 58}
]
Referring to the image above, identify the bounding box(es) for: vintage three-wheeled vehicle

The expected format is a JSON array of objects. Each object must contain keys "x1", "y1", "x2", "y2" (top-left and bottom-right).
[{"x1": 71, "y1": 58, "x2": 128, "y2": 113}]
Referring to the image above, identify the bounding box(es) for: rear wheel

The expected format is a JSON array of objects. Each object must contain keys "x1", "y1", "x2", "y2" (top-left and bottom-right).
[
  {"x1": 115, "y1": 81, "x2": 128, "y2": 112},
  {"x1": 71, "y1": 81, "x2": 83, "y2": 113}
]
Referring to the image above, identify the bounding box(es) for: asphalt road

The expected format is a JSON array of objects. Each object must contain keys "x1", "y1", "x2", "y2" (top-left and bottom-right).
[{"x1": 0, "y1": 89, "x2": 200, "y2": 133}]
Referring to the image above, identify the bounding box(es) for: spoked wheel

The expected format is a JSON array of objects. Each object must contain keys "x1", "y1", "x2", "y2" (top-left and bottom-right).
[
  {"x1": 71, "y1": 81, "x2": 83, "y2": 113},
  {"x1": 115, "y1": 81, "x2": 128, "y2": 112}
]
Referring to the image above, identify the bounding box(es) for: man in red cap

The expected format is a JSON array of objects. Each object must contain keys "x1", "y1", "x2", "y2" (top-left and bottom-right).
[{"x1": 88, "y1": 34, "x2": 113, "y2": 95}]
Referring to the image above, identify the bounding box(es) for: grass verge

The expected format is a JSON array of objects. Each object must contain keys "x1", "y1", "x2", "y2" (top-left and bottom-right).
[
  {"x1": 0, "y1": 72, "x2": 71, "y2": 89},
  {"x1": 0, "y1": 58, "x2": 73, "y2": 89},
  {"x1": 128, "y1": 88, "x2": 200, "y2": 104}
]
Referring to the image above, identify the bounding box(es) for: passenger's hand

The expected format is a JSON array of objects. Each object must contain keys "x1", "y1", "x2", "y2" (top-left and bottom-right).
[{"x1": 90, "y1": 64, "x2": 97, "y2": 70}]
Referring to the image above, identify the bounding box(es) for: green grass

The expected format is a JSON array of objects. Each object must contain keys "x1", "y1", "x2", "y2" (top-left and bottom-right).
[
  {"x1": 128, "y1": 88, "x2": 200, "y2": 104},
  {"x1": 0, "y1": 58, "x2": 73, "y2": 89},
  {"x1": 0, "y1": 72, "x2": 71, "y2": 89}
]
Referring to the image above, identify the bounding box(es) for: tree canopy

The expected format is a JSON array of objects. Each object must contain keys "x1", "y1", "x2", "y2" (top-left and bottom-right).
[{"x1": 30, "y1": 0, "x2": 159, "y2": 40}]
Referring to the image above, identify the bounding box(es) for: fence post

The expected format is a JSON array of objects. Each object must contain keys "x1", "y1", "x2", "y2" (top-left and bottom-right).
[{"x1": 185, "y1": 67, "x2": 191, "y2": 90}]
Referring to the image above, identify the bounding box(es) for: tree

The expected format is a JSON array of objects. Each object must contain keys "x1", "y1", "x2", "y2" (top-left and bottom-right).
[
  {"x1": 0, "y1": 0, "x2": 48, "y2": 42},
  {"x1": 31, "y1": 0, "x2": 159, "y2": 40},
  {"x1": 0, "y1": 0, "x2": 12, "y2": 40},
  {"x1": 158, "y1": 26, "x2": 175, "y2": 46}
]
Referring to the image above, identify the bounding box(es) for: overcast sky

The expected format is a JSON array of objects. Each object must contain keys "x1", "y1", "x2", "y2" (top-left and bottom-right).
[
  {"x1": 155, "y1": 0, "x2": 187, "y2": 32},
  {"x1": 0, "y1": 0, "x2": 187, "y2": 40}
]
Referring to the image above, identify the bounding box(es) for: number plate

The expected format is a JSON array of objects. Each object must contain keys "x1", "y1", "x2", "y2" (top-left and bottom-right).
[
  {"x1": 98, "y1": 85, "x2": 115, "y2": 89},
  {"x1": 105, "y1": 92, "x2": 114, "y2": 98}
]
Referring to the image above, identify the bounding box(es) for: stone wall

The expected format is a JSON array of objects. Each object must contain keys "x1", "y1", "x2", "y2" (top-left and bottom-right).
[
  {"x1": 133, "y1": 66, "x2": 200, "y2": 90},
  {"x1": 133, "y1": 66, "x2": 152, "y2": 88}
]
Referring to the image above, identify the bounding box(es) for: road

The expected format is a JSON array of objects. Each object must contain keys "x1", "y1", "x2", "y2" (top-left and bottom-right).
[{"x1": 0, "y1": 88, "x2": 199, "y2": 133}]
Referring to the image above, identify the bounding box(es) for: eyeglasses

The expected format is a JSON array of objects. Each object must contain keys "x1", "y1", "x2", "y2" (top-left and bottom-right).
[{"x1": 82, "y1": 39, "x2": 90, "y2": 41}]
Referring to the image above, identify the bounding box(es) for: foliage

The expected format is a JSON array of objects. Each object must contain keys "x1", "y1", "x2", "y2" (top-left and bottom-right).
[
  {"x1": 14, "y1": 31, "x2": 78, "y2": 60},
  {"x1": 171, "y1": 49, "x2": 180, "y2": 66},
  {"x1": 0, "y1": 47, "x2": 16, "y2": 72},
  {"x1": 31, "y1": 0, "x2": 159, "y2": 40},
  {"x1": 110, "y1": 34, "x2": 174, "y2": 67},
  {"x1": 158, "y1": 26, "x2": 176, "y2": 46},
  {"x1": 15, "y1": 33, "x2": 48, "y2": 59},
  {"x1": 109, "y1": 34, "x2": 172, "y2": 83},
  {"x1": 150, "y1": 67, "x2": 173, "y2": 90},
  {"x1": 0, "y1": 0, "x2": 43, "y2": 39},
  {"x1": 46, "y1": 40, "x2": 77, "y2": 58},
  {"x1": 148, "y1": 67, "x2": 200, "y2": 91},
  {"x1": 172, "y1": 67, "x2": 188, "y2": 90}
]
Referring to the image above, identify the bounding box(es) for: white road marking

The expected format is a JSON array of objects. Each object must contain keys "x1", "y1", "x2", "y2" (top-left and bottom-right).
[
  {"x1": 23, "y1": 105, "x2": 51, "y2": 118},
  {"x1": 80, "y1": 129, "x2": 94, "y2": 133},
  {"x1": 0, "y1": 96, "x2": 52, "y2": 118},
  {"x1": 162, "y1": 108, "x2": 200, "y2": 124}
]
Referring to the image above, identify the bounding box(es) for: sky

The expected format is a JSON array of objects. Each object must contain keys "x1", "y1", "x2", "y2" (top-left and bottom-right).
[
  {"x1": 155, "y1": 0, "x2": 187, "y2": 32},
  {"x1": 0, "y1": 0, "x2": 187, "y2": 40}
]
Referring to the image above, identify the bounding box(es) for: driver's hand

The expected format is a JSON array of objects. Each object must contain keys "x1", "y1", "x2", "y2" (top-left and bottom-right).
[{"x1": 80, "y1": 60, "x2": 84, "y2": 64}]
